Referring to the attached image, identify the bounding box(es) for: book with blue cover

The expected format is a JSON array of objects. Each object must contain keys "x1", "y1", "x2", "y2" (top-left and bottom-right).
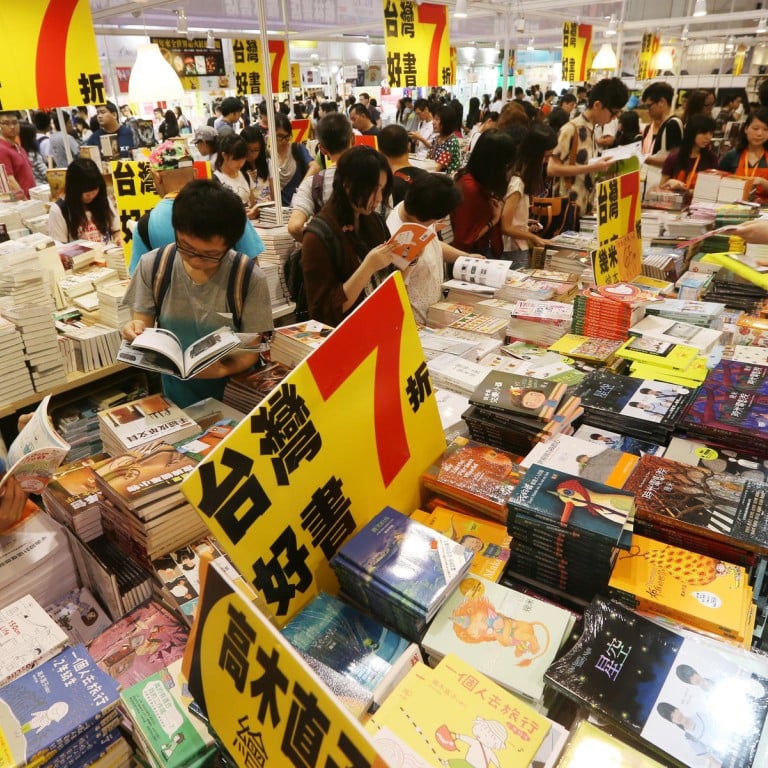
[{"x1": 0, "y1": 644, "x2": 120, "y2": 767}]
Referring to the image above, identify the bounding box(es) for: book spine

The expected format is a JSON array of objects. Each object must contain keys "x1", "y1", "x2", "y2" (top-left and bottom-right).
[{"x1": 45, "y1": 719, "x2": 121, "y2": 768}]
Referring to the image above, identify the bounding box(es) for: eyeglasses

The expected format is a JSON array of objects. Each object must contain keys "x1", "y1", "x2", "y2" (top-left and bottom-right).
[
  {"x1": 275, "y1": 133, "x2": 292, "y2": 142},
  {"x1": 175, "y1": 239, "x2": 228, "y2": 262},
  {"x1": 642, "y1": 101, "x2": 657, "y2": 110}
]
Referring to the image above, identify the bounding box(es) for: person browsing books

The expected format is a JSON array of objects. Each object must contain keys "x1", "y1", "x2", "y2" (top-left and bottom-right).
[
  {"x1": 718, "y1": 108, "x2": 768, "y2": 205},
  {"x1": 660, "y1": 115, "x2": 718, "y2": 192},
  {"x1": 123, "y1": 180, "x2": 273, "y2": 407}
]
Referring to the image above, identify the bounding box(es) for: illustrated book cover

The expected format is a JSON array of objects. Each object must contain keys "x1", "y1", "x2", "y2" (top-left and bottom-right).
[
  {"x1": 469, "y1": 371, "x2": 567, "y2": 422},
  {"x1": 43, "y1": 587, "x2": 112, "y2": 648},
  {"x1": 387, "y1": 222, "x2": 437, "y2": 270}
]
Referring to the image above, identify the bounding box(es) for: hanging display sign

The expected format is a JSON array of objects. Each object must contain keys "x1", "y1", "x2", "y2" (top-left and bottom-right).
[
  {"x1": 110, "y1": 160, "x2": 160, "y2": 267},
  {"x1": 290, "y1": 119, "x2": 310, "y2": 144},
  {"x1": 150, "y1": 37, "x2": 225, "y2": 91},
  {"x1": 0, "y1": 0, "x2": 104, "y2": 111},
  {"x1": 180, "y1": 273, "x2": 445, "y2": 626},
  {"x1": 233, "y1": 39, "x2": 290, "y2": 96},
  {"x1": 562, "y1": 22, "x2": 593, "y2": 82},
  {"x1": 594, "y1": 159, "x2": 643, "y2": 285},
  {"x1": 637, "y1": 33, "x2": 660, "y2": 80},
  {"x1": 290, "y1": 62, "x2": 302, "y2": 89},
  {"x1": 382, "y1": 1, "x2": 452, "y2": 88}
]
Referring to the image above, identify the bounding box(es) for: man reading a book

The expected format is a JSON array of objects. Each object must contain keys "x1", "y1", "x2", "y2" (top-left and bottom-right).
[{"x1": 123, "y1": 180, "x2": 273, "y2": 407}]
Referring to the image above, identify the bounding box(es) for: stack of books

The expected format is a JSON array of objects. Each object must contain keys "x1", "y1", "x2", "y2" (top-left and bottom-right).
[
  {"x1": 417, "y1": 326, "x2": 484, "y2": 361},
  {"x1": 329, "y1": 507, "x2": 474, "y2": 642},
  {"x1": 506, "y1": 300, "x2": 574, "y2": 347},
  {"x1": 254, "y1": 224, "x2": 298, "y2": 314},
  {"x1": 0, "y1": 645, "x2": 125, "y2": 768},
  {"x1": 95, "y1": 279, "x2": 131, "y2": 328},
  {"x1": 548, "y1": 333, "x2": 624, "y2": 368},
  {"x1": 507, "y1": 464, "x2": 635, "y2": 602},
  {"x1": 628, "y1": 314, "x2": 723, "y2": 354},
  {"x1": 570, "y1": 287, "x2": 647, "y2": 341},
  {"x1": 426, "y1": 352, "x2": 492, "y2": 397},
  {"x1": 463, "y1": 370, "x2": 582, "y2": 455},
  {"x1": 575, "y1": 370, "x2": 692, "y2": 444},
  {"x1": 608, "y1": 533, "x2": 755, "y2": 645},
  {"x1": 424, "y1": 325, "x2": 502, "y2": 360},
  {"x1": 269, "y1": 319, "x2": 333, "y2": 367},
  {"x1": 614, "y1": 336, "x2": 707, "y2": 387},
  {"x1": 223, "y1": 360, "x2": 291, "y2": 412},
  {"x1": 543, "y1": 234, "x2": 595, "y2": 283},
  {"x1": 0, "y1": 315, "x2": 34, "y2": 403},
  {"x1": 641, "y1": 247, "x2": 683, "y2": 281},
  {"x1": 643, "y1": 297, "x2": 726, "y2": 328},
  {"x1": 96, "y1": 393, "x2": 200, "y2": 456},
  {"x1": 703, "y1": 268, "x2": 768, "y2": 311},
  {"x1": 479, "y1": 342, "x2": 587, "y2": 388},
  {"x1": 56, "y1": 321, "x2": 122, "y2": 374}
]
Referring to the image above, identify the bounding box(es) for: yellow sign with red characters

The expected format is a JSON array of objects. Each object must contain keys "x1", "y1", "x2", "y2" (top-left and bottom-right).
[
  {"x1": 382, "y1": 1, "x2": 452, "y2": 88},
  {"x1": 562, "y1": 23, "x2": 593, "y2": 82},
  {"x1": 290, "y1": 119, "x2": 310, "y2": 144},
  {"x1": 186, "y1": 559, "x2": 387, "y2": 768},
  {"x1": 181, "y1": 273, "x2": 446, "y2": 626},
  {"x1": 637, "y1": 33, "x2": 660, "y2": 80},
  {"x1": 233, "y1": 39, "x2": 290, "y2": 96},
  {"x1": 594, "y1": 159, "x2": 643, "y2": 285},
  {"x1": 0, "y1": 1, "x2": 103, "y2": 110},
  {"x1": 291, "y1": 62, "x2": 302, "y2": 89}
]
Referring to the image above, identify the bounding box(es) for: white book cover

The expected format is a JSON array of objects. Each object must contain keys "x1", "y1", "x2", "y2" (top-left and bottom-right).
[
  {"x1": 629, "y1": 314, "x2": 723, "y2": 353},
  {"x1": 452, "y1": 255, "x2": 513, "y2": 288}
]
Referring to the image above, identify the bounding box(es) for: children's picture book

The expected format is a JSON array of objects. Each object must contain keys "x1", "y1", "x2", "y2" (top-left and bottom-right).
[
  {"x1": 545, "y1": 597, "x2": 768, "y2": 768},
  {"x1": 470, "y1": 371, "x2": 567, "y2": 422},
  {"x1": 0, "y1": 594, "x2": 69, "y2": 688},
  {"x1": 548, "y1": 334, "x2": 623, "y2": 363},
  {"x1": 556, "y1": 720, "x2": 667, "y2": 768},
  {"x1": 86, "y1": 600, "x2": 189, "y2": 689},
  {"x1": 117, "y1": 326, "x2": 243, "y2": 379},
  {"x1": 387, "y1": 222, "x2": 437, "y2": 270},
  {"x1": 0, "y1": 395, "x2": 70, "y2": 493},
  {"x1": 421, "y1": 575, "x2": 573, "y2": 701},
  {"x1": 410, "y1": 506, "x2": 511, "y2": 582},
  {"x1": 367, "y1": 656, "x2": 550, "y2": 768},
  {"x1": 44, "y1": 587, "x2": 113, "y2": 646},
  {"x1": 0, "y1": 644, "x2": 121, "y2": 768}
]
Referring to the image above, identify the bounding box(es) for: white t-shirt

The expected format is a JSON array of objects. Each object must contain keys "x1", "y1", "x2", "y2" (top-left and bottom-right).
[
  {"x1": 47, "y1": 198, "x2": 120, "y2": 244},
  {"x1": 214, "y1": 169, "x2": 252, "y2": 206},
  {"x1": 502, "y1": 175, "x2": 530, "y2": 253},
  {"x1": 386, "y1": 203, "x2": 443, "y2": 325},
  {"x1": 414, "y1": 119, "x2": 436, "y2": 159}
]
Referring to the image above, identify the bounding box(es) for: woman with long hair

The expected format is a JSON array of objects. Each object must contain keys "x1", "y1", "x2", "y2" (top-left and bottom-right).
[
  {"x1": 47, "y1": 157, "x2": 121, "y2": 244},
  {"x1": 214, "y1": 134, "x2": 256, "y2": 213},
  {"x1": 273, "y1": 112, "x2": 312, "y2": 205},
  {"x1": 174, "y1": 106, "x2": 191, "y2": 135},
  {"x1": 614, "y1": 111, "x2": 643, "y2": 146},
  {"x1": 661, "y1": 114, "x2": 718, "y2": 191},
  {"x1": 682, "y1": 89, "x2": 715, "y2": 126},
  {"x1": 301, "y1": 146, "x2": 396, "y2": 326},
  {"x1": 240, "y1": 126, "x2": 273, "y2": 209},
  {"x1": 465, "y1": 97, "x2": 481, "y2": 133},
  {"x1": 500, "y1": 123, "x2": 557, "y2": 267},
  {"x1": 158, "y1": 109, "x2": 179, "y2": 142},
  {"x1": 719, "y1": 107, "x2": 768, "y2": 204},
  {"x1": 450, "y1": 129, "x2": 517, "y2": 257},
  {"x1": 427, "y1": 105, "x2": 463, "y2": 174}
]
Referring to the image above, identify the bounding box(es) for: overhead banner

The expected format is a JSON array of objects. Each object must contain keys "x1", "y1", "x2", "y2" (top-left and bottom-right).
[
  {"x1": 290, "y1": 62, "x2": 302, "y2": 89},
  {"x1": 637, "y1": 33, "x2": 660, "y2": 80},
  {"x1": 150, "y1": 37, "x2": 225, "y2": 91},
  {"x1": 233, "y1": 39, "x2": 290, "y2": 96},
  {"x1": 594, "y1": 159, "x2": 643, "y2": 285},
  {"x1": 0, "y1": 1, "x2": 104, "y2": 111},
  {"x1": 181, "y1": 273, "x2": 446, "y2": 626},
  {"x1": 562, "y1": 22, "x2": 593, "y2": 82},
  {"x1": 382, "y1": 1, "x2": 452, "y2": 88},
  {"x1": 110, "y1": 160, "x2": 160, "y2": 267}
]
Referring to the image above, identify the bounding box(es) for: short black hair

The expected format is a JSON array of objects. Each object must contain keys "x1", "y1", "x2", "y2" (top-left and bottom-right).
[
  {"x1": 403, "y1": 174, "x2": 462, "y2": 222},
  {"x1": 588, "y1": 78, "x2": 629, "y2": 111},
  {"x1": 320, "y1": 101, "x2": 338, "y2": 114},
  {"x1": 99, "y1": 101, "x2": 119, "y2": 116},
  {"x1": 172, "y1": 180, "x2": 246, "y2": 249},
  {"x1": 220, "y1": 96, "x2": 244, "y2": 117},
  {"x1": 435, "y1": 105, "x2": 459, "y2": 135},
  {"x1": 32, "y1": 110, "x2": 51, "y2": 132},
  {"x1": 315, "y1": 112, "x2": 353, "y2": 155},
  {"x1": 349, "y1": 103, "x2": 371, "y2": 120},
  {"x1": 414, "y1": 98, "x2": 430, "y2": 112},
  {"x1": 378, "y1": 124, "x2": 410, "y2": 157},
  {"x1": 642, "y1": 81, "x2": 674, "y2": 106},
  {"x1": 560, "y1": 93, "x2": 577, "y2": 105},
  {"x1": 675, "y1": 664, "x2": 696, "y2": 684}
]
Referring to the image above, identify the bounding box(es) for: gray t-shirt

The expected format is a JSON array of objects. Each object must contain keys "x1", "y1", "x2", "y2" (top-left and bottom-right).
[{"x1": 290, "y1": 168, "x2": 336, "y2": 217}]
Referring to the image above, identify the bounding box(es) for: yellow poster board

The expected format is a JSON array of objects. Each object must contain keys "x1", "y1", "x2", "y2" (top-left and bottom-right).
[
  {"x1": 233, "y1": 39, "x2": 290, "y2": 96},
  {"x1": 291, "y1": 62, "x2": 302, "y2": 89},
  {"x1": 594, "y1": 160, "x2": 643, "y2": 285},
  {"x1": 562, "y1": 23, "x2": 593, "y2": 82},
  {"x1": 0, "y1": 1, "x2": 103, "y2": 110},
  {"x1": 382, "y1": 1, "x2": 452, "y2": 88},
  {"x1": 181, "y1": 273, "x2": 446, "y2": 625},
  {"x1": 637, "y1": 33, "x2": 660, "y2": 80},
  {"x1": 186, "y1": 558, "x2": 387, "y2": 768}
]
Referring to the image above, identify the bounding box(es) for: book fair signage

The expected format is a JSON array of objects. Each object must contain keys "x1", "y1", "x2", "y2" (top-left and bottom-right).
[
  {"x1": 149, "y1": 37, "x2": 225, "y2": 91},
  {"x1": 594, "y1": 158, "x2": 643, "y2": 285},
  {"x1": 186, "y1": 559, "x2": 386, "y2": 768},
  {"x1": 233, "y1": 39, "x2": 291, "y2": 96},
  {"x1": 382, "y1": 1, "x2": 453, "y2": 88},
  {"x1": 637, "y1": 33, "x2": 660, "y2": 80},
  {"x1": 0, "y1": 0, "x2": 103, "y2": 111},
  {"x1": 181, "y1": 273, "x2": 446, "y2": 626},
  {"x1": 562, "y1": 22, "x2": 593, "y2": 82}
]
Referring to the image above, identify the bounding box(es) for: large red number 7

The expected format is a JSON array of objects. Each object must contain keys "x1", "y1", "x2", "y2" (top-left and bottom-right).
[
  {"x1": 307, "y1": 279, "x2": 409, "y2": 487},
  {"x1": 417, "y1": 4, "x2": 447, "y2": 86},
  {"x1": 268, "y1": 41, "x2": 285, "y2": 93},
  {"x1": 619, "y1": 171, "x2": 640, "y2": 234}
]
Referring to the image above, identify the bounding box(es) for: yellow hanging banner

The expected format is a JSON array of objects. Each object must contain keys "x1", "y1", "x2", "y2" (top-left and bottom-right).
[
  {"x1": 291, "y1": 62, "x2": 302, "y2": 89},
  {"x1": 562, "y1": 23, "x2": 593, "y2": 82},
  {"x1": 637, "y1": 33, "x2": 660, "y2": 80},
  {"x1": 382, "y1": 1, "x2": 452, "y2": 88},
  {"x1": 181, "y1": 273, "x2": 446, "y2": 626},
  {"x1": 186, "y1": 559, "x2": 387, "y2": 768},
  {"x1": 0, "y1": 0, "x2": 103, "y2": 111},
  {"x1": 110, "y1": 160, "x2": 160, "y2": 268},
  {"x1": 233, "y1": 39, "x2": 290, "y2": 96}
]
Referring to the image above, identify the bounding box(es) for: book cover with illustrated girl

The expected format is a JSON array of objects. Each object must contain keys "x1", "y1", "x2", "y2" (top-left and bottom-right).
[
  {"x1": 421, "y1": 575, "x2": 573, "y2": 701},
  {"x1": 470, "y1": 371, "x2": 567, "y2": 422}
]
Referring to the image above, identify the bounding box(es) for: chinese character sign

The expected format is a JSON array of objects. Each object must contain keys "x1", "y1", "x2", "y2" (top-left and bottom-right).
[
  {"x1": 562, "y1": 22, "x2": 593, "y2": 82},
  {"x1": 594, "y1": 160, "x2": 642, "y2": 285},
  {"x1": 291, "y1": 63, "x2": 302, "y2": 89},
  {"x1": 181, "y1": 273, "x2": 446, "y2": 625},
  {"x1": 383, "y1": 1, "x2": 452, "y2": 88},
  {"x1": 233, "y1": 39, "x2": 290, "y2": 96},
  {"x1": 0, "y1": 1, "x2": 103, "y2": 111},
  {"x1": 186, "y1": 559, "x2": 387, "y2": 768},
  {"x1": 637, "y1": 33, "x2": 659, "y2": 80}
]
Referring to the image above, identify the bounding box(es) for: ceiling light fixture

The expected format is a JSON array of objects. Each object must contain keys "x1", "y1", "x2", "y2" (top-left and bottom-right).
[
  {"x1": 206, "y1": 29, "x2": 215, "y2": 48},
  {"x1": 527, "y1": 37, "x2": 535, "y2": 50},
  {"x1": 725, "y1": 35, "x2": 735, "y2": 51},
  {"x1": 693, "y1": 0, "x2": 707, "y2": 17},
  {"x1": 516, "y1": 17, "x2": 525, "y2": 33},
  {"x1": 129, "y1": 43, "x2": 184, "y2": 106},
  {"x1": 175, "y1": 8, "x2": 188, "y2": 35},
  {"x1": 758, "y1": 17, "x2": 768, "y2": 33},
  {"x1": 592, "y1": 42, "x2": 617, "y2": 70},
  {"x1": 605, "y1": 14, "x2": 617, "y2": 36},
  {"x1": 454, "y1": 0, "x2": 467, "y2": 19},
  {"x1": 654, "y1": 46, "x2": 674, "y2": 71},
  {"x1": 681, "y1": 24, "x2": 689, "y2": 41}
]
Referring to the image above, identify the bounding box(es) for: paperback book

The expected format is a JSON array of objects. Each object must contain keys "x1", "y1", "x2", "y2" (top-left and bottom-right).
[
  {"x1": 387, "y1": 221, "x2": 437, "y2": 269},
  {"x1": 571, "y1": 424, "x2": 666, "y2": 458},
  {"x1": 628, "y1": 314, "x2": 723, "y2": 353},
  {"x1": 44, "y1": 587, "x2": 113, "y2": 647},
  {"x1": 556, "y1": 720, "x2": 667, "y2": 768},
  {"x1": 663, "y1": 436, "x2": 768, "y2": 484},
  {"x1": 469, "y1": 371, "x2": 567, "y2": 422}
]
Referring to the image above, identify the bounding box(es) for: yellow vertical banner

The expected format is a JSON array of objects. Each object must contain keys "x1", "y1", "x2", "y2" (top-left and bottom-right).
[
  {"x1": 233, "y1": 39, "x2": 290, "y2": 96},
  {"x1": 291, "y1": 62, "x2": 302, "y2": 89},
  {"x1": 181, "y1": 273, "x2": 446, "y2": 625},
  {"x1": 562, "y1": 22, "x2": 593, "y2": 82},
  {"x1": 186, "y1": 559, "x2": 386, "y2": 768},
  {"x1": 449, "y1": 46, "x2": 457, "y2": 86},
  {"x1": 382, "y1": 1, "x2": 452, "y2": 88},
  {"x1": 734, "y1": 46, "x2": 747, "y2": 76},
  {"x1": 637, "y1": 33, "x2": 660, "y2": 80},
  {"x1": 110, "y1": 160, "x2": 160, "y2": 268},
  {"x1": 594, "y1": 160, "x2": 643, "y2": 285},
  {"x1": 0, "y1": 0, "x2": 104, "y2": 111}
]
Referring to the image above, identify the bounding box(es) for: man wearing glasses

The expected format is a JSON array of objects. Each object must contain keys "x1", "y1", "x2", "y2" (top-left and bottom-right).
[
  {"x1": 123, "y1": 180, "x2": 272, "y2": 408},
  {"x1": 547, "y1": 77, "x2": 629, "y2": 223},
  {"x1": 0, "y1": 111, "x2": 36, "y2": 199},
  {"x1": 640, "y1": 82, "x2": 683, "y2": 169}
]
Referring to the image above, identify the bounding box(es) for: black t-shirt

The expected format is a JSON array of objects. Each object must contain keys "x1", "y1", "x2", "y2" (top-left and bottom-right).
[{"x1": 391, "y1": 166, "x2": 428, "y2": 206}]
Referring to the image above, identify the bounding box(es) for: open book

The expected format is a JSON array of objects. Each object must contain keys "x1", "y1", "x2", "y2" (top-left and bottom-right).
[
  {"x1": 387, "y1": 222, "x2": 437, "y2": 270},
  {"x1": 1, "y1": 395, "x2": 71, "y2": 493},
  {"x1": 442, "y1": 255, "x2": 514, "y2": 295},
  {"x1": 117, "y1": 326, "x2": 244, "y2": 379}
]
